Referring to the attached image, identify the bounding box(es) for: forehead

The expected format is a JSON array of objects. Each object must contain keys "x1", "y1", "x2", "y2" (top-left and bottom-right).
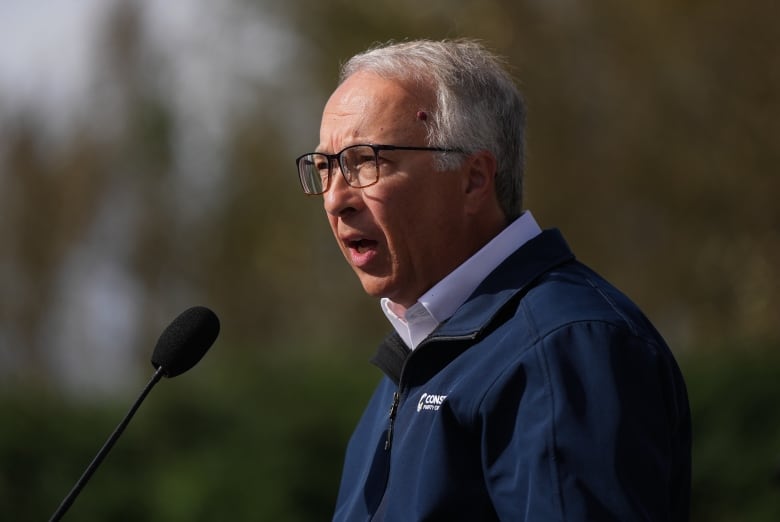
[{"x1": 318, "y1": 71, "x2": 433, "y2": 152}]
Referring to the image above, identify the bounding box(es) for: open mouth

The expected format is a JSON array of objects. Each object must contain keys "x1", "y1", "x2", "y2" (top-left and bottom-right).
[{"x1": 348, "y1": 238, "x2": 378, "y2": 254}]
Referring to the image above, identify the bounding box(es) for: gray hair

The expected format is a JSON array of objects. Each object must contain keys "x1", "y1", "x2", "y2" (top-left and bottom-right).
[{"x1": 340, "y1": 39, "x2": 526, "y2": 221}]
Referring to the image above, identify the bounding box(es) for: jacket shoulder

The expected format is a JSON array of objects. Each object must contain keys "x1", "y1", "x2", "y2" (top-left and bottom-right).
[{"x1": 519, "y1": 260, "x2": 662, "y2": 344}]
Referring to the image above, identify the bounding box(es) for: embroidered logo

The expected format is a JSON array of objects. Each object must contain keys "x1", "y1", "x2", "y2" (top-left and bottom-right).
[{"x1": 417, "y1": 392, "x2": 448, "y2": 412}]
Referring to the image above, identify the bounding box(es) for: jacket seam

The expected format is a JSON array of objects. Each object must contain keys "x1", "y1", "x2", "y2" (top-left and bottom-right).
[{"x1": 585, "y1": 276, "x2": 638, "y2": 336}]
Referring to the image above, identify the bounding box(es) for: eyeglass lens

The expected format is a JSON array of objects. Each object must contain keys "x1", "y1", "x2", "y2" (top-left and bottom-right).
[{"x1": 298, "y1": 145, "x2": 379, "y2": 194}]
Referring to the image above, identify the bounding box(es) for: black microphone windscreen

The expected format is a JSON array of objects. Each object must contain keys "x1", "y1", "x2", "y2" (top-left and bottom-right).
[{"x1": 151, "y1": 306, "x2": 220, "y2": 378}]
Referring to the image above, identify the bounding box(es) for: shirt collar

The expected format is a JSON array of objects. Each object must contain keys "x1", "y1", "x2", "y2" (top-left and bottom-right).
[{"x1": 381, "y1": 211, "x2": 542, "y2": 349}]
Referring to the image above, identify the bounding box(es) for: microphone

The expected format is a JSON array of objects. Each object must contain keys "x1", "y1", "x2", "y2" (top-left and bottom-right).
[
  {"x1": 49, "y1": 306, "x2": 220, "y2": 522},
  {"x1": 151, "y1": 306, "x2": 220, "y2": 377}
]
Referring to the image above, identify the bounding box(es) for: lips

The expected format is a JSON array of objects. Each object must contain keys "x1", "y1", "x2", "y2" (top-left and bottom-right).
[
  {"x1": 348, "y1": 238, "x2": 378, "y2": 253},
  {"x1": 343, "y1": 235, "x2": 379, "y2": 268}
]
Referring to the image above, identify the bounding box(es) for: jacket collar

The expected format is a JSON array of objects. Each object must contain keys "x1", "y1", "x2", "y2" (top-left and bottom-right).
[
  {"x1": 433, "y1": 228, "x2": 574, "y2": 338},
  {"x1": 371, "y1": 229, "x2": 575, "y2": 384}
]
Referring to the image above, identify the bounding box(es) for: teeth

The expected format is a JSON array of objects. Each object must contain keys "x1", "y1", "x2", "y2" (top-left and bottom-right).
[{"x1": 350, "y1": 239, "x2": 370, "y2": 253}]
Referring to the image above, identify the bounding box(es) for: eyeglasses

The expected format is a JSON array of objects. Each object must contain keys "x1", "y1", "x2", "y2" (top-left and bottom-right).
[{"x1": 295, "y1": 144, "x2": 462, "y2": 195}]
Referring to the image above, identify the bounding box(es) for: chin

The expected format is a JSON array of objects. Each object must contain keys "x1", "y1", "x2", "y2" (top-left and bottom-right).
[
  {"x1": 356, "y1": 274, "x2": 394, "y2": 300},
  {"x1": 360, "y1": 284, "x2": 390, "y2": 300}
]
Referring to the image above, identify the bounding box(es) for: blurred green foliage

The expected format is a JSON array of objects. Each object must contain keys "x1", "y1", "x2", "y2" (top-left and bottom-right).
[
  {"x1": 1, "y1": 349, "x2": 380, "y2": 521},
  {"x1": 683, "y1": 345, "x2": 780, "y2": 521},
  {"x1": 2, "y1": 344, "x2": 779, "y2": 520}
]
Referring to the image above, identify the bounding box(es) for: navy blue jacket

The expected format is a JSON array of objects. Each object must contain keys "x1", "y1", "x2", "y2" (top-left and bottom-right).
[{"x1": 333, "y1": 229, "x2": 691, "y2": 521}]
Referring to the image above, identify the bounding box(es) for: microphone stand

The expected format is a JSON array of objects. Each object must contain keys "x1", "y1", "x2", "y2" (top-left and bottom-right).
[{"x1": 49, "y1": 366, "x2": 165, "y2": 521}]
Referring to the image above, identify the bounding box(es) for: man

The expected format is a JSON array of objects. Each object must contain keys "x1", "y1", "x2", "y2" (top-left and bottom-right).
[{"x1": 296, "y1": 39, "x2": 691, "y2": 521}]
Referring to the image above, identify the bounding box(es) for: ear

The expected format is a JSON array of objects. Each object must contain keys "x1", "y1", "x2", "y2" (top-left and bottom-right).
[{"x1": 462, "y1": 150, "x2": 498, "y2": 215}]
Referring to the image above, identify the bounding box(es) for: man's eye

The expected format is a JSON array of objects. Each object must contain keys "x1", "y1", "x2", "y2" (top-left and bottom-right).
[
  {"x1": 314, "y1": 160, "x2": 329, "y2": 171},
  {"x1": 356, "y1": 155, "x2": 376, "y2": 167},
  {"x1": 344, "y1": 152, "x2": 375, "y2": 170}
]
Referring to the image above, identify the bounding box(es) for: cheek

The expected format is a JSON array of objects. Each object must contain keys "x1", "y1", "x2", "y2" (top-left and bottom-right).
[
  {"x1": 367, "y1": 169, "x2": 460, "y2": 248},
  {"x1": 375, "y1": 197, "x2": 431, "y2": 259}
]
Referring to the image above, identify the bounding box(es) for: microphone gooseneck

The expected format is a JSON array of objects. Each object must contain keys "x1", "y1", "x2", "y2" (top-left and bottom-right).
[{"x1": 49, "y1": 306, "x2": 220, "y2": 522}]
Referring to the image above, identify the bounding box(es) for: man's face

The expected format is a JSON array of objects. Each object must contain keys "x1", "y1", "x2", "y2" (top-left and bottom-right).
[{"x1": 318, "y1": 72, "x2": 473, "y2": 308}]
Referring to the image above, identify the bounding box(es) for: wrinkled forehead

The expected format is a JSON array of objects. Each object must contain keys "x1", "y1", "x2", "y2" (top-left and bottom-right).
[{"x1": 317, "y1": 72, "x2": 434, "y2": 152}]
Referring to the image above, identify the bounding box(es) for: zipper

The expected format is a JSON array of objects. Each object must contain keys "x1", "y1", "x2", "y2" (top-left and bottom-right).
[
  {"x1": 382, "y1": 332, "x2": 477, "y2": 452},
  {"x1": 384, "y1": 390, "x2": 400, "y2": 450}
]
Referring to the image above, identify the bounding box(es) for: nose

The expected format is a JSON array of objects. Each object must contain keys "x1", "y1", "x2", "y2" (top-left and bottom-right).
[{"x1": 323, "y1": 167, "x2": 362, "y2": 217}]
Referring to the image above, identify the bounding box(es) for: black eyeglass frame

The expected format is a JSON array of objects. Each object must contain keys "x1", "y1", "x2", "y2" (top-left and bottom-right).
[{"x1": 295, "y1": 143, "x2": 464, "y2": 195}]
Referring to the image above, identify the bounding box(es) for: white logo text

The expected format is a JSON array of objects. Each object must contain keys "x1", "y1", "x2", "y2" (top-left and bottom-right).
[{"x1": 417, "y1": 392, "x2": 448, "y2": 412}]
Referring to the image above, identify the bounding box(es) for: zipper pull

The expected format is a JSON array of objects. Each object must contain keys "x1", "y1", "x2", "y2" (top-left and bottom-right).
[{"x1": 385, "y1": 391, "x2": 400, "y2": 451}]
